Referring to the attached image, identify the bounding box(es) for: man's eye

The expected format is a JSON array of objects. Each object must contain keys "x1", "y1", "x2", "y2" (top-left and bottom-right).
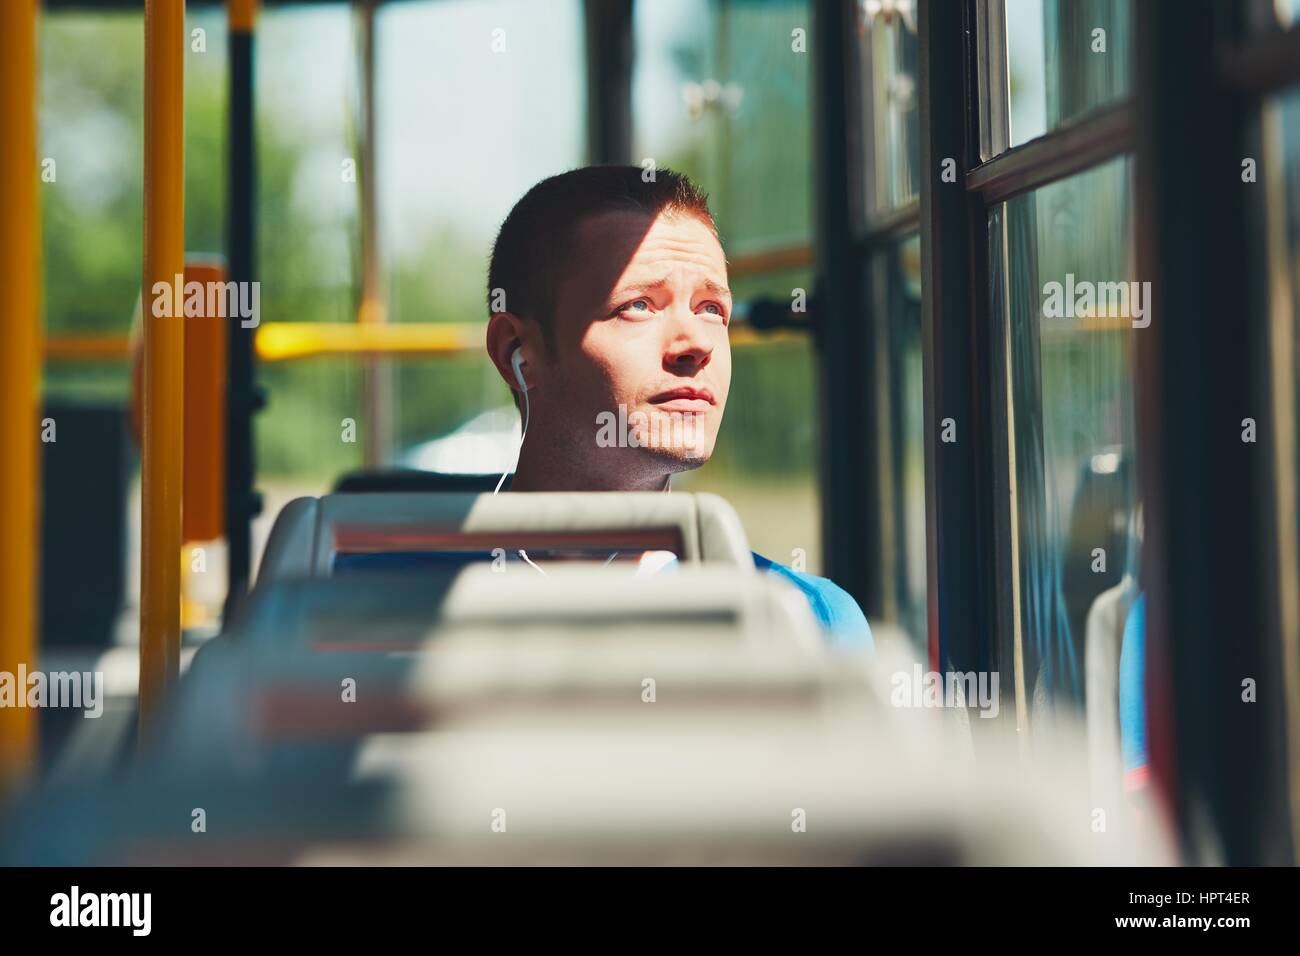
[
  {"x1": 700, "y1": 302, "x2": 727, "y2": 321},
  {"x1": 617, "y1": 299, "x2": 653, "y2": 318}
]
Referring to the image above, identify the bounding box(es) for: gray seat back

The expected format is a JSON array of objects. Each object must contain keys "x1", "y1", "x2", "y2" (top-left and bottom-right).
[{"x1": 257, "y1": 491, "x2": 754, "y2": 583}]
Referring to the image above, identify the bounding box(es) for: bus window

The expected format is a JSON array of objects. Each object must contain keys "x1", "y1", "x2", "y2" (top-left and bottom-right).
[
  {"x1": 253, "y1": 4, "x2": 366, "y2": 500},
  {"x1": 853, "y1": 0, "x2": 919, "y2": 218},
  {"x1": 633, "y1": 0, "x2": 821, "y2": 570},
  {"x1": 1001, "y1": 0, "x2": 1133, "y2": 150},
  {"x1": 633, "y1": 0, "x2": 813, "y2": 255},
  {"x1": 376, "y1": 0, "x2": 586, "y2": 465},
  {"x1": 991, "y1": 157, "x2": 1140, "y2": 728}
]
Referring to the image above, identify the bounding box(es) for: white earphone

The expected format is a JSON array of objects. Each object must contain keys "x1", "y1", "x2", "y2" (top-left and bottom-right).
[
  {"x1": 510, "y1": 346, "x2": 528, "y2": 393},
  {"x1": 494, "y1": 347, "x2": 530, "y2": 494}
]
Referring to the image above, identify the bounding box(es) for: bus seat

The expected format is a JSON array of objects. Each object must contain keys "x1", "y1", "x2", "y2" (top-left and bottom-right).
[
  {"x1": 255, "y1": 491, "x2": 754, "y2": 584},
  {"x1": 6, "y1": 677, "x2": 1173, "y2": 866},
  {"x1": 332, "y1": 468, "x2": 502, "y2": 494},
  {"x1": 1085, "y1": 577, "x2": 1135, "y2": 808},
  {"x1": 165, "y1": 565, "x2": 833, "y2": 763}
]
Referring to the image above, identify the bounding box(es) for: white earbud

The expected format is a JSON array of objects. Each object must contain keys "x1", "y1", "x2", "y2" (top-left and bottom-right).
[
  {"x1": 496, "y1": 347, "x2": 530, "y2": 495},
  {"x1": 510, "y1": 347, "x2": 528, "y2": 392}
]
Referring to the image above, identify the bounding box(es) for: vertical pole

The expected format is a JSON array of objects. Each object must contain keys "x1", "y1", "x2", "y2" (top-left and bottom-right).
[
  {"x1": 812, "y1": 0, "x2": 880, "y2": 615},
  {"x1": 583, "y1": 0, "x2": 634, "y2": 165},
  {"x1": 916, "y1": 0, "x2": 996, "y2": 680},
  {"x1": 139, "y1": 0, "x2": 186, "y2": 740},
  {"x1": 358, "y1": 0, "x2": 392, "y2": 468},
  {"x1": 0, "y1": 0, "x2": 41, "y2": 788},
  {"x1": 224, "y1": 0, "x2": 259, "y2": 619}
]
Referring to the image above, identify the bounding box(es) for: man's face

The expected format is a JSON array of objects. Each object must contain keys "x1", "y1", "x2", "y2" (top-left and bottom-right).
[{"x1": 539, "y1": 208, "x2": 732, "y2": 483}]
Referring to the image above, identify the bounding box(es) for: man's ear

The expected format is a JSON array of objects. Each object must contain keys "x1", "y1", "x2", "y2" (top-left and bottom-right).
[{"x1": 486, "y1": 312, "x2": 536, "y2": 393}]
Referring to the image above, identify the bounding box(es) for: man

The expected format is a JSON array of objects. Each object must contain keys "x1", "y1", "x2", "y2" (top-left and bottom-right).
[{"x1": 484, "y1": 165, "x2": 870, "y2": 648}]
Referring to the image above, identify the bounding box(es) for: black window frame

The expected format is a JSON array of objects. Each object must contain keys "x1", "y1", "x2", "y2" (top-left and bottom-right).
[{"x1": 912, "y1": 0, "x2": 1300, "y2": 864}]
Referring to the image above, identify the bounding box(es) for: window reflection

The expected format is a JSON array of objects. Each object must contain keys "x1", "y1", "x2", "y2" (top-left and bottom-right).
[
  {"x1": 993, "y1": 158, "x2": 1139, "y2": 730},
  {"x1": 854, "y1": 0, "x2": 919, "y2": 215},
  {"x1": 1004, "y1": 0, "x2": 1132, "y2": 148}
]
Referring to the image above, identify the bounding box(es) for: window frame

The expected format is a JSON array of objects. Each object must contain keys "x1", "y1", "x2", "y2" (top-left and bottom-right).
[{"x1": 915, "y1": 0, "x2": 1300, "y2": 862}]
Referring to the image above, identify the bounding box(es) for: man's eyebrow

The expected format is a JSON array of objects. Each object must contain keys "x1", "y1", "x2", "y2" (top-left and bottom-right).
[{"x1": 609, "y1": 276, "x2": 733, "y2": 299}]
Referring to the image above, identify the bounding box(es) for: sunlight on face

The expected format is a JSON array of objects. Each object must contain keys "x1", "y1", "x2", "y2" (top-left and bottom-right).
[{"x1": 548, "y1": 208, "x2": 732, "y2": 475}]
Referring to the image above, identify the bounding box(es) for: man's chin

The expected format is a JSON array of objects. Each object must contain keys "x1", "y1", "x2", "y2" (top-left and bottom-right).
[{"x1": 650, "y1": 445, "x2": 712, "y2": 472}]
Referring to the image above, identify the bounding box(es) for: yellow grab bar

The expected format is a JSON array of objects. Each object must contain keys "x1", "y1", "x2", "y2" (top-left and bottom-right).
[
  {"x1": 138, "y1": 0, "x2": 186, "y2": 742},
  {"x1": 0, "y1": 0, "x2": 40, "y2": 788}
]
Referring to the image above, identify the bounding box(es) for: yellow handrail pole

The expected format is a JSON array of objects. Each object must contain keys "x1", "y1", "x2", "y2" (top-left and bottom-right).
[
  {"x1": 139, "y1": 0, "x2": 186, "y2": 742},
  {"x1": 0, "y1": 0, "x2": 41, "y2": 789}
]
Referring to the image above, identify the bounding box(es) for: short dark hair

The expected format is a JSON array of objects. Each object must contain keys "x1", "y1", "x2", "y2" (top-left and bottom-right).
[{"x1": 487, "y1": 165, "x2": 718, "y2": 348}]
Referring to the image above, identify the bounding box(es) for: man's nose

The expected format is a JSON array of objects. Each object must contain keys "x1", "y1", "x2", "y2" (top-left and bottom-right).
[{"x1": 663, "y1": 308, "x2": 713, "y2": 371}]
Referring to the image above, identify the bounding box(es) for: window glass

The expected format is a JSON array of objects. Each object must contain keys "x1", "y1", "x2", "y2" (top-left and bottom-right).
[
  {"x1": 633, "y1": 0, "x2": 813, "y2": 255},
  {"x1": 375, "y1": 0, "x2": 585, "y2": 467},
  {"x1": 1003, "y1": 0, "x2": 1132, "y2": 149},
  {"x1": 38, "y1": 10, "x2": 236, "y2": 632},
  {"x1": 993, "y1": 157, "x2": 1140, "y2": 721},
  {"x1": 253, "y1": 4, "x2": 363, "y2": 490},
  {"x1": 39, "y1": 13, "x2": 145, "y2": 401},
  {"x1": 635, "y1": 0, "x2": 820, "y2": 569},
  {"x1": 871, "y1": 234, "x2": 925, "y2": 645},
  {"x1": 853, "y1": 0, "x2": 919, "y2": 216}
]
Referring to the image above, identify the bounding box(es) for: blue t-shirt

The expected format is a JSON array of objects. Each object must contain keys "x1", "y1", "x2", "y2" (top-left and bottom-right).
[
  {"x1": 751, "y1": 552, "x2": 874, "y2": 650},
  {"x1": 1118, "y1": 592, "x2": 1147, "y2": 776}
]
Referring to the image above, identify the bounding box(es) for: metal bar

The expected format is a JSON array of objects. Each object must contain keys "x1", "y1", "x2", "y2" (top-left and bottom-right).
[
  {"x1": 583, "y1": 0, "x2": 633, "y2": 165},
  {"x1": 254, "y1": 321, "x2": 799, "y2": 362},
  {"x1": 139, "y1": 0, "x2": 186, "y2": 741},
  {"x1": 0, "y1": 0, "x2": 41, "y2": 789},
  {"x1": 224, "y1": 0, "x2": 258, "y2": 622},
  {"x1": 357, "y1": 0, "x2": 391, "y2": 468},
  {"x1": 727, "y1": 243, "x2": 815, "y2": 277},
  {"x1": 44, "y1": 334, "x2": 132, "y2": 361},
  {"x1": 42, "y1": 322, "x2": 800, "y2": 366},
  {"x1": 965, "y1": 101, "x2": 1134, "y2": 204},
  {"x1": 812, "y1": 0, "x2": 881, "y2": 616},
  {"x1": 862, "y1": 199, "x2": 922, "y2": 246},
  {"x1": 917, "y1": 0, "x2": 997, "y2": 681}
]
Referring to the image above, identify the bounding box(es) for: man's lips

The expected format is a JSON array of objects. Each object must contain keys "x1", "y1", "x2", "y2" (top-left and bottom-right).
[{"x1": 647, "y1": 387, "x2": 716, "y2": 412}]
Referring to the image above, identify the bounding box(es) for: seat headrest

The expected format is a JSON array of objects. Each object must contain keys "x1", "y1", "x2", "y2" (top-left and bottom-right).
[{"x1": 257, "y1": 491, "x2": 753, "y2": 583}]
